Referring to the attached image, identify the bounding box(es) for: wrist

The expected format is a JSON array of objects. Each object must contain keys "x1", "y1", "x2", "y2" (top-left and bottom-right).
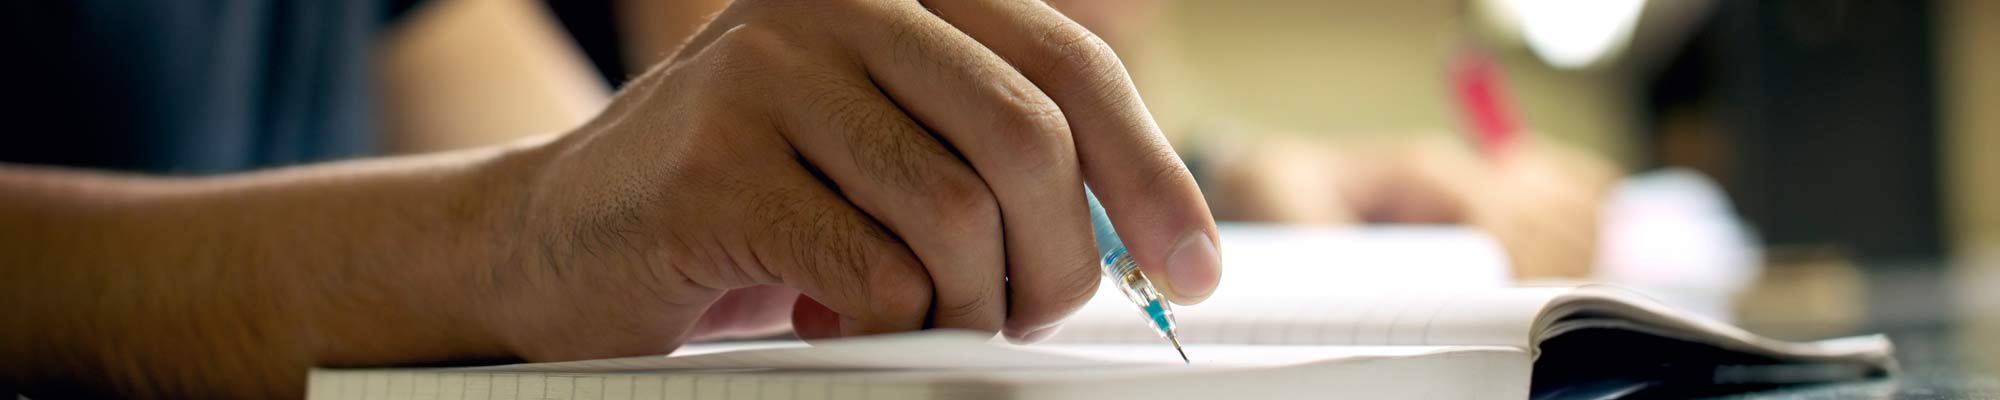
[
  {"x1": 447, "y1": 134, "x2": 578, "y2": 361},
  {"x1": 303, "y1": 136, "x2": 562, "y2": 367},
  {"x1": 434, "y1": 136, "x2": 568, "y2": 361}
]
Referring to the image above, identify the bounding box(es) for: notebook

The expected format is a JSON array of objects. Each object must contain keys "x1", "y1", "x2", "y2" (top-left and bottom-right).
[{"x1": 308, "y1": 284, "x2": 1893, "y2": 400}]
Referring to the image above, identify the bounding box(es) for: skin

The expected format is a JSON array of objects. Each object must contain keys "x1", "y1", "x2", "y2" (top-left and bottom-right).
[
  {"x1": 373, "y1": 0, "x2": 1617, "y2": 279},
  {"x1": 0, "y1": 0, "x2": 1225, "y2": 397},
  {"x1": 1201, "y1": 135, "x2": 1619, "y2": 278}
]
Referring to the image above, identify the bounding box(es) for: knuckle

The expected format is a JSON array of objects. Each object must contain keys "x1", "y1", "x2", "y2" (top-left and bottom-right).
[
  {"x1": 925, "y1": 172, "x2": 1003, "y2": 240},
  {"x1": 706, "y1": 25, "x2": 796, "y2": 79},
  {"x1": 936, "y1": 291, "x2": 1001, "y2": 329},
  {"x1": 1009, "y1": 244, "x2": 1102, "y2": 329},
  {"x1": 867, "y1": 253, "x2": 935, "y2": 320},
  {"x1": 986, "y1": 87, "x2": 1075, "y2": 176},
  {"x1": 1011, "y1": 265, "x2": 1101, "y2": 329},
  {"x1": 1037, "y1": 24, "x2": 1125, "y2": 89},
  {"x1": 1046, "y1": 251, "x2": 1104, "y2": 308},
  {"x1": 1135, "y1": 145, "x2": 1197, "y2": 196}
]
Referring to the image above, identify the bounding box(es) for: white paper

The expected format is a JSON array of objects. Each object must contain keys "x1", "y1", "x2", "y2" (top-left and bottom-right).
[{"x1": 465, "y1": 330, "x2": 1507, "y2": 373}]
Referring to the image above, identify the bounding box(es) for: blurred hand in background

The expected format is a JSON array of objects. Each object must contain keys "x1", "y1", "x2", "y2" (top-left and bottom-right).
[
  {"x1": 1203, "y1": 135, "x2": 1620, "y2": 278},
  {"x1": 384, "y1": 0, "x2": 1624, "y2": 282}
]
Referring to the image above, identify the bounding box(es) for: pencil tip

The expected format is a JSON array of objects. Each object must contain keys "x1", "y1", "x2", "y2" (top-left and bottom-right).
[{"x1": 1169, "y1": 335, "x2": 1189, "y2": 364}]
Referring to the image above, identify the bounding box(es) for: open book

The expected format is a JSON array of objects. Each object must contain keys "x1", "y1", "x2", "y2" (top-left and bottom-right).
[{"x1": 309, "y1": 284, "x2": 1892, "y2": 400}]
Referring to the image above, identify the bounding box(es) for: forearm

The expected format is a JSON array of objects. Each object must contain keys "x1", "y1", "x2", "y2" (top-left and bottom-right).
[{"x1": 0, "y1": 141, "x2": 549, "y2": 398}]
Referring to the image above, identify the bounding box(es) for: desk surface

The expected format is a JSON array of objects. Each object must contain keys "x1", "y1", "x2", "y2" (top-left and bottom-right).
[
  {"x1": 1700, "y1": 328, "x2": 2000, "y2": 399},
  {"x1": 1698, "y1": 260, "x2": 2000, "y2": 399}
]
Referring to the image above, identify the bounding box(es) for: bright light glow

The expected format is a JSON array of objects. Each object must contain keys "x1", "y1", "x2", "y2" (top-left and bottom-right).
[{"x1": 1501, "y1": 0, "x2": 1647, "y2": 69}]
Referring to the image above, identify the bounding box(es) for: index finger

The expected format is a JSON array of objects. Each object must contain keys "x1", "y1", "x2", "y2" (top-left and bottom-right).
[{"x1": 922, "y1": 0, "x2": 1221, "y2": 304}]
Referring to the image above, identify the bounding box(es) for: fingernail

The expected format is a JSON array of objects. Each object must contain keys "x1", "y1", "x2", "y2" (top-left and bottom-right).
[
  {"x1": 1021, "y1": 324, "x2": 1063, "y2": 344},
  {"x1": 1164, "y1": 231, "x2": 1221, "y2": 303}
]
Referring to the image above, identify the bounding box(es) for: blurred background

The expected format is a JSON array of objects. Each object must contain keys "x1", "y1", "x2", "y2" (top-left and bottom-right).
[
  {"x1": 3, "y1": 0, "x2": 1994, "y2": 389},
  {"x1": 357, "y1": 0, "x2": 2000, "y2": 271},
  {"x1": 1126, "y1": 0, "x2": 1991, "y2": 271},
  {"x1": 1117, "y1": 0, "x2": 2000, "y2": 379},
  {"x1": 353, "y1": 0, "x2": 2000, "y2": 356},
  {"x1": 376, "y1": 0, "x2": 1995, "y2": 339},
  {"x1": 1102, "y1": 0, "x2": 2000, "y2": 382}
]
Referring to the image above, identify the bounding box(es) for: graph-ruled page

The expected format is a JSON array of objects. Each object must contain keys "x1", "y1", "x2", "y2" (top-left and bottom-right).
[
  {"x1": 309, "y1": 344, "x2": 1523, "y2": 400},
  {"x1": 308, "y1": 371, "x2": 934, "y2": 400},
  {"x1": 1043, "y1": 224, "x2": 1563, "y2": 347},
  {"x1": 1050, "y1": 285, "x2": 1572, "y2": 348},
  {"x1": 459, "y1": 331, "x2": 1491, "y2": 374},
  {"x1": 466, "y1": 330, "x2": 1133, "y2": 373}
]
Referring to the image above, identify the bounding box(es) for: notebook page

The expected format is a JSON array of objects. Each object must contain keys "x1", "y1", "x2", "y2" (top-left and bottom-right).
[
  {"x1": 309, "y1": 345, "x2": 1526, "y2": 400},
  {"x1": 1049, "y1": 286, "x2": 1573, "y2": 348},
  {"x1": 1210, "y1": 224, "x2": 1512, "y2": 294},
  {"x1": 1042, "y1": 224, "x2": 1541, "y2": 346},
  {"x1": 456, "y1": 331, "x2": 1495, "y2": 373},
  {"x1": 307, "y1": 370, "x2": 934, "y2": 400},
  {"x1": 1030, "y1": 343, "x2": 1509, "y2": 366},
  {"x1": 1541, "y1": 286, "x2": 1897, "y2": 369},
  {"x1": 1009, "y1": 346, "x2": 1531, "y2": 400},
  {"x1": 465, "y1": 330, "x2": 1124, "y2": 373}
]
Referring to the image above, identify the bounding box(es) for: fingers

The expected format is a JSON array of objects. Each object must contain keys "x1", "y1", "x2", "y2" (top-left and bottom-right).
[
  {"x1": 828, "y1": 2, "x2": 1101, "y2": 339},
  {"x1": 765, "y1": 42, "x2": 1008, "y2": 334},
  {"x1": 790, "y1": 295, "x2": 842, "y2": 340},
  {"x1": 732, "y1": 148, "x2": 935, "y2": 338},
  {"x1": 687, "y1": 286, "x2": 801, "y2": 341},
  {"x1": 921, "y1": 0, "x2": 1221, "y2": 304}
]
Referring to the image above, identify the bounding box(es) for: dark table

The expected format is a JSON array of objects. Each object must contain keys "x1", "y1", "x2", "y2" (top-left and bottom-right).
[
  {"x1": 1703, "y1": 327, "x2": 2000, "y2": 399},
  {"x1": 1698, "y1": 261, "x2": 2000, "y2": 399}
]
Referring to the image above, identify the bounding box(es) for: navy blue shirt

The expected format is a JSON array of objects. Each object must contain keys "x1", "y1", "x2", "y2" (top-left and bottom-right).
[
  {"x1": 0, "y1": 0, "x2": 633, "y2": 175},
  {"x1": 0, "y1": 0, "x2": 410, "y2": 174}
]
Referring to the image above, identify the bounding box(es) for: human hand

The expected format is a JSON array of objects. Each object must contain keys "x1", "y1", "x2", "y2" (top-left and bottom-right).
[
  {"x1": 1377, "y1": 138, "x2": 1618, "y2": 278},
  {"x1": 475, "y1": 0, "x2": 1221, "y2": 362},
  {"x1": 1205, "y1": 135, "x2": 1616, "y2": 278}
]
